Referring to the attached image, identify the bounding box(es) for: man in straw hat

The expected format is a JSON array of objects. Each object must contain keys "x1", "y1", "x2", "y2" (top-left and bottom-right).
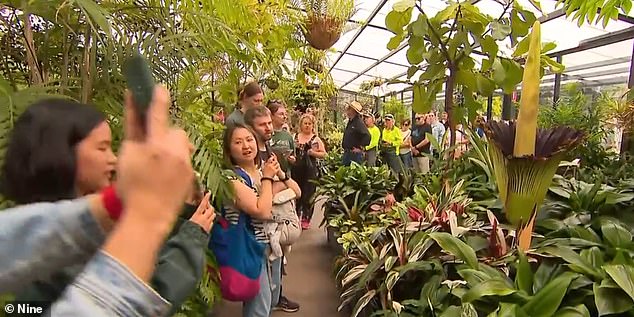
[{"x1": 342, "y1": 101, "x2": 371, "y2": 166}]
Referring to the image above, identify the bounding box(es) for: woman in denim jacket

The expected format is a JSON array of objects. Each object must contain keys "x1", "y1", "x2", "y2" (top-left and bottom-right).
[{"x1": 0, "y1": 98, "x2": 211, "y2": 314}]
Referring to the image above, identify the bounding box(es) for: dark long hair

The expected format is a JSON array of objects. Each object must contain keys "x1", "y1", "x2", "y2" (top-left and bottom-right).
[
  {"x1": 0, "y1": 98, "x2": 106, "y2": 204},
  {"x1": 222, "y1": 123, "x2": 261, "y2": 169}
]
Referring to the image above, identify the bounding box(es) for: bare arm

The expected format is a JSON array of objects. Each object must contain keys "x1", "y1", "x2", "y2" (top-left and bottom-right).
[
  {"x1": 274, "y1": 172, "x2": 301, "y2": 198},
  {"x1": 232, "y1": 179, "x2": 274, "y2": 220},
  {"x1": 308, "y1": 137, "x2": 327, "y2": 159}
]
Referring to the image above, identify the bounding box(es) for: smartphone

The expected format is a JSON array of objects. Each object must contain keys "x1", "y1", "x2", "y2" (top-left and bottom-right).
[{"x1": 122, "y1": 54, "x2": 155, "y2": 135}]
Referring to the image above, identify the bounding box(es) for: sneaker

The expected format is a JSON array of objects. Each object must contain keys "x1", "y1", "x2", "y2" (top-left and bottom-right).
[{"x1": 274, "y1": 295, "x2": 300, "y2": 313}]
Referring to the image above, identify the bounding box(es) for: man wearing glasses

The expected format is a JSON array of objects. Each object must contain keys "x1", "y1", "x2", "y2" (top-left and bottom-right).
[
  {"x1": 429, "y1": 111, "x2": 446, "y2": 158},
  {"x1": 410, "y1": 113, "x2": 432, "y2": 173}
]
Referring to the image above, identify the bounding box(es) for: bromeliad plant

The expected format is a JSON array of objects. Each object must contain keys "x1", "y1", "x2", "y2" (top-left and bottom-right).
[{"x1": 484, "y1": 21, "x2": 584, "y2": 251}]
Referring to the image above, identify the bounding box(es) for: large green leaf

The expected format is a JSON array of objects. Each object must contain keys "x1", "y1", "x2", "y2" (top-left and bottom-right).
[
  {"x1": 393, "y1": 0, "x2": 415, "y2": 12},
  {"x1": 601, "y1": 223, "x2": 633, "y2": 248},
  {"x1": 412, "y1": 84, "x2": 429, "y2": 114},
  {"x1": 515, "y1": 252, "x2": 534, "y2": 295},
  {"x1": 429, "y1": 232, "x2": 478, "y2": 269},
  {"x1": 554, "y1": 304, "x2": 591, "y2": 317},
  {"x1": 385, "y1": 8, "x2": 413, "y2": 34},
  {"x1": 522, "y1": 273, "x2": 576, "y2": 317},
  {"x1": 541, "y1": 246, "x2": 603, "y2": 278},
  {"x1": 387, "y1": 33, "x2": 406, "y2": 50},
  {"x1": 603, "y1": 265, "x2": 634, "y2": 302},
  {"x1": 594, "y1": 282, "x2": 634, "y2": 316},
  {"x1": 409, "y1": 14, "x2": 428, "y2": 37},
  {"x1": 488, "y1": 303, "x2": 530, "y2": 317},
  {"x1": 462, "y1": 279, "x2": 518, "y2": 303},
  {"x1": 490, "y1": 21, "x2": 512, "y2": 40},
  {"x1": 476, "y1": 74, "x2": 495, "y2": 96}
]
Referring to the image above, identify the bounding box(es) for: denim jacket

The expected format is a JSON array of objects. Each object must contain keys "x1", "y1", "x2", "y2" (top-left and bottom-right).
[
  {"x1": 15, "y1": 205, "x2": 208, "y2": 315},
  {"x1": 0, "y1": 198, "x2": 169, "y2": 315}
]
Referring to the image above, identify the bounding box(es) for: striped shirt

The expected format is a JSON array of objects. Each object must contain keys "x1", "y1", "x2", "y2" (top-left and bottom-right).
[{"x1": 224, "y1": 168, "x2": 269, "y2": 243}]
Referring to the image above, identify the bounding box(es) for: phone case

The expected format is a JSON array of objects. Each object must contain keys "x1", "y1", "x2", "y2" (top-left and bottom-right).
[{"x1": 122, "y1": 54, "x2": 155, "y2": 127}]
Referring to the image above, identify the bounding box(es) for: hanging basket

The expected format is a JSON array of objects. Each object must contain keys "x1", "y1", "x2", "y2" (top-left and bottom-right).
[
  {"x1": 304, "y1": 15, "x2": 344, "y2": 50},
  {"x1": 264, "y1": 78, "x2": 279, "y2": 90}
]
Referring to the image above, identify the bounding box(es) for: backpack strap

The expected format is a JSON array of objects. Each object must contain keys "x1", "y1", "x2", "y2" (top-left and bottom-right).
[{"x1": 233, "y1": 167, "x2": 255, "y2": 226}]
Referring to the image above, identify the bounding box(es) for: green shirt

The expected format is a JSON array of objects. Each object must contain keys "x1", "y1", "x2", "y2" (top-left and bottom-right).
[
  {"x1": 381, "y1": 127, "x2": 402, "y2": 154},
  {"x1": 270, "y1": 129, "x2": 296, "y2": 173},
  {"x1": 366, "y1": 126, "x2": 381, "y2": 150}
]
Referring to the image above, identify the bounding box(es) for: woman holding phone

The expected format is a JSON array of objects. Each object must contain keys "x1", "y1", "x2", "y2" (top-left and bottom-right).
[
  {"x1": 0, "y1": 98, "x2": 213, "y2": 315},
  {"x1": 292, "y1": 114, "x2": 327, "y2": 230}
]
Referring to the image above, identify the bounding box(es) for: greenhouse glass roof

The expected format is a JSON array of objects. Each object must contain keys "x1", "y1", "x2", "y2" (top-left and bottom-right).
[{"x1": 295, "y1": 0, "x2": 634, "y2": 98}]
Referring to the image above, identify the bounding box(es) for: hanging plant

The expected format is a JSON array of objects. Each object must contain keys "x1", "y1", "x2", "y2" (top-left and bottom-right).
[
  {"x1": 264, "y1": 77, "x2": 280, "y2": 90},
  {"x1": 302, "y1": 47, "x2": 326, "y2": 74},
  {"x1": 293, "y1": 0, "x2": 357, "y2": 50},
  {"x1": 359, "y1": 78, "x2": 385, "y2": 93}
]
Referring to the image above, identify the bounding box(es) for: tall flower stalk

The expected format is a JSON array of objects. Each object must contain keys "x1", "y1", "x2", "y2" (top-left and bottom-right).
[{"x1": 484, "y1": 21, "x2": 584, "y2": 251}]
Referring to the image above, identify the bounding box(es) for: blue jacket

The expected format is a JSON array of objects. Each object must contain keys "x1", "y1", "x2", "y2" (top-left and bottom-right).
[{"x1": 0, "y1": 198, "x2": 170, "y2": 316}]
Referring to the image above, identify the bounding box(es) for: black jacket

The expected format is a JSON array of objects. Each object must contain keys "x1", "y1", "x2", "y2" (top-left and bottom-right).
[{"x1": 342, "y1": 114, "x2": 371, "y2": 150}]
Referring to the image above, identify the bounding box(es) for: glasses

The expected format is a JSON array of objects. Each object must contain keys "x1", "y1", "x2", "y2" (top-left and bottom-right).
[{"x1": 266, "y1": 99, "x2": 283, "y2": 106}]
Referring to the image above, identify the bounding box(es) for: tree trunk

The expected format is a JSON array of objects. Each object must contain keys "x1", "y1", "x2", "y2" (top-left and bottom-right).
[
  {"x1": 80, "y1": 27, "x2": 93, "y2": 103},
  {"x1": 445, "y1": 67, "x2": 456, "y2": 148},
  {"x1": 22, "y1": 13, "x2": 43, "y2": 85}
]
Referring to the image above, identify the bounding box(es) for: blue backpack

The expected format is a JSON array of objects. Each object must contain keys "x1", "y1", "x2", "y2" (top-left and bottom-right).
[{"x1": 208, "y1": 167, "x2": 265, "y2": 301}]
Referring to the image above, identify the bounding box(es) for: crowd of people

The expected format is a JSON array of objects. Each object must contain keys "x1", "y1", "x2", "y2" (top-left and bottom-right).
[
  {"x1": 0, "y1": 79, "x2": 486, "y2": 317},
  {"x1": 339, "y1": 100, "x2": 482, "y2": 173}
]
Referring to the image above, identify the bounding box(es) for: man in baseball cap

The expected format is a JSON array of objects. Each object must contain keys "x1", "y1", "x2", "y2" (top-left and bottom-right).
[{"x1": 342, "y1": 101, "x2": 370, "y2": 166}]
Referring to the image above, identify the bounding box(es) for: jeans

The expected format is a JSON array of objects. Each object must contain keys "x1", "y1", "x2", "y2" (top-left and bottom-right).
[
  {"x1": 399, "y1": 152, "x2": 413, "y2": 169},
  {"x1": 385, "y1": 152, "x2": 402, "y2": 174},
  {"x1": 243, "y1": 255, "x2": 282, "y2": 317},
  {"x1": 342, "y1": 150, "x2": 363, "y2": 166},
  {"x1": 365, "y1": 148, "x2": 377, "y2": 167}
]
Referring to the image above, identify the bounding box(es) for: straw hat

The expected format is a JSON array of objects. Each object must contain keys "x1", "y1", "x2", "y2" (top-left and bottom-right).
[{"x1": 346, "y1": 101, "x2": 363, "y2": 113}]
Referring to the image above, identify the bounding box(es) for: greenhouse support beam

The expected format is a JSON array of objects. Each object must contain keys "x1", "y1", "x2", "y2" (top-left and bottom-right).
[
  {"x1": 327, "y1": 0, "x2": 389, "y2": 74},
  {"x1": 550, "y1": 26, "x2": 634, "y2": 57},
  {"x1": 629, "y1": 40, "x2": 634, "y2": 87},
  {"x1": 553, "y1": 55, "x2": 563, "y2": 105},
  {"x1": 620, "y1": 40, "x2": 634, "y2": 155},
  {"x1": 344, "y1": 52, "x2": 411, "y2": 68},
  {"x1": 340, "y1": 43, "x2": 408, "y2": 89}
]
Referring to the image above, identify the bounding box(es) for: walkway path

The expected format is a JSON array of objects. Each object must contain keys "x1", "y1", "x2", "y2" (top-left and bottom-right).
[{"x1": 212, "y1": 198, "x2": 346, "y2": 317}]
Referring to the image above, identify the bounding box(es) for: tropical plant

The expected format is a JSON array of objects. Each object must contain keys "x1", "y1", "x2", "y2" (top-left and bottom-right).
[
  {"x1": 538, "y1": 85, "x2": 616, "y2": 170},
  {"x1": 541, "y1": 175, "x2": 634, "y2": 223},
  {"x1": 314, "y1": 163, "x2": 396, "y2": 227},
  {"x1": 381, "y1": 97, "x2": 409, "y2": 124},
  {"x1": 383, "y1": 0, "x2": 566, "y2": 148},
  {"x1": 484, "y1": 21, "x2": 584, "y2": 251}
]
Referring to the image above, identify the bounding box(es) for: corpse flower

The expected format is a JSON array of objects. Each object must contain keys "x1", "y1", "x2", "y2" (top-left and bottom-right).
[{"x1": 483, "y1": 21, "x2": 584, "y2": 251}]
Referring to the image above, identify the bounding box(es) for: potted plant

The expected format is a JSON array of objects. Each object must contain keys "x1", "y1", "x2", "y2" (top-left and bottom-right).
[{"x1": 293, "y1": 0, "x2": 357, "y2": 50}]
